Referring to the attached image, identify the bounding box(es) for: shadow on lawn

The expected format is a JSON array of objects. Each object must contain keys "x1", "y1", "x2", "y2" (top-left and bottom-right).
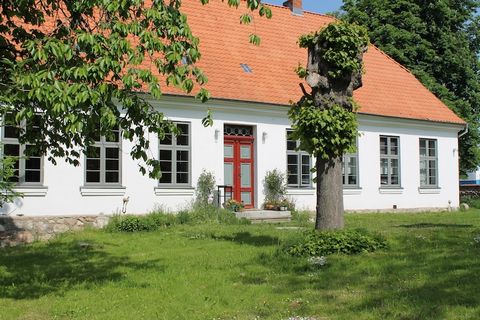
[
  {"x1": 0, "y1": 240, "x2": 163, "y2": 300},
  {"x1": 257, "y1": 228, "x2": 480, "y2": 319},
  {"x1": 212, "y1": 232, "x2": 280, "y2": 247},
  {"x1": 397, "y1": 223, "x2": 473, "y2": 229}
]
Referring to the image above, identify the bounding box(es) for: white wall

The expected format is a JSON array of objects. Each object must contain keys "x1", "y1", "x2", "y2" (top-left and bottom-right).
[{"x1": 0, "y1": 97, "x2": 463, "y2": 216}]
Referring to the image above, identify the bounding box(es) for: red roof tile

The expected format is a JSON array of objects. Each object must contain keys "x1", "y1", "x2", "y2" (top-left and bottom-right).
[{"x1": 167, "y1": 0, "x2": 465, "y2": 125}]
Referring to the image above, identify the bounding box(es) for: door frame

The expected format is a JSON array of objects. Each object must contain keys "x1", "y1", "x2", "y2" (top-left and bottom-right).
[{"x1": 224, "y1": 135, "x2": 255, "y2": 209}]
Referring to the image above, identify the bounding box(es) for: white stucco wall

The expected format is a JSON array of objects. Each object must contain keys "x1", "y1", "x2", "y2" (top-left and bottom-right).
[{"x1": 0, "y1": 96, "x2": 463, "y2": 216}]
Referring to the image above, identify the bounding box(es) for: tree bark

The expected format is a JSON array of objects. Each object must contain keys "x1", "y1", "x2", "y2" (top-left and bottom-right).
[{"x1": 315, "y1": 156, "x2": 344, "y2": 230}]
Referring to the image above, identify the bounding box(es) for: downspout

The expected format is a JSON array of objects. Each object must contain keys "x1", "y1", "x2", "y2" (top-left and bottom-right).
[{"x1": 459, "y1": 123, "x2": 469, "y2": 138}]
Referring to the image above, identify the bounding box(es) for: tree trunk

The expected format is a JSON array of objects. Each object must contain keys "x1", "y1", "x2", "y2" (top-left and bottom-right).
[{"x1": 315, "y1": 156, "x2": 344, "y2": 230}]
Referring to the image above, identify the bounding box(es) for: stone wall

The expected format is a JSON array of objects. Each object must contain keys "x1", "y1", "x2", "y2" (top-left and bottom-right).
[
  {"x1": 0, "y1": 215, "x2": 110, "y2": 247},
  {"x1": 460, "y1": 185, "x2": 480, "y2": 198}
]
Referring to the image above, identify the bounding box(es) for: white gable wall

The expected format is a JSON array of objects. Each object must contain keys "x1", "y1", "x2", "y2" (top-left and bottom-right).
[{"x1": 0, "y1": 96, "x2": 463, "y2": 216}]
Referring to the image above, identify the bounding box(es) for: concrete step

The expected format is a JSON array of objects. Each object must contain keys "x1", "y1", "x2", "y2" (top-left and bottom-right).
[{"x1": 235, "y1": 210, "x2": 291, "y2": 223}]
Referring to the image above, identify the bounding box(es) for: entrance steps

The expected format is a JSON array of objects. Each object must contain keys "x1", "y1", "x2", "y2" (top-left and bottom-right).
[{"x1": 235, "y1": 210, "x2": 291, "y2": 223}]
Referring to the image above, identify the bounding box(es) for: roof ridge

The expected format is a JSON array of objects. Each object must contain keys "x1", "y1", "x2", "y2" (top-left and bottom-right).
[{"x1": 264, "y1": 3, "x2": 337, "y2": 20}]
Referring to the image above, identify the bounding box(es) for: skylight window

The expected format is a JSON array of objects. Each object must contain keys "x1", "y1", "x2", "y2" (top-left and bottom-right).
[{"x1": 240, "y1": 63, "x2": 253, "y2": 73}]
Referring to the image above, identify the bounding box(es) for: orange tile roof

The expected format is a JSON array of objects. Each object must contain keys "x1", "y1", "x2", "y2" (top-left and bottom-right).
[{"x1": 166, "y1": 0, "x2": 465, "y2": 125}]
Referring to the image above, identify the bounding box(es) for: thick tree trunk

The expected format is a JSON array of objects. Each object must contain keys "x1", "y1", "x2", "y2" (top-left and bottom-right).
[{"x1": 315, "y1": 156, "x2": 344, "y2": 230}]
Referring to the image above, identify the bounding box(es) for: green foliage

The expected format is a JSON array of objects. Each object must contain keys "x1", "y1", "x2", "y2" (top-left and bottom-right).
[
  {"x1": 342, "y1": 0, "x2": 480, "y2": 174},
  {"x1": 0, "y1": 0, "x2": 270, "y2": 179},
  {"x1": 285, "y1": 229, "x2": 387, "y2": 257},
  {"x1": 195, "y1": 170, "x2": 216, "y2": 206},
  {"x1": 263, "y1": 169, "x2": 287, "y2": 204},
  {"x1": 0, "y1": 146, "x2": 22, "y2": 207},
  {"x1": 106, "y1": 205, "x2": 249, "y2": 232},
  {"x1": 299, "y1": 21, "x2": 369, "y2": 78},
  {"x1": 288, "y1": 99, "x2": 358, "y2": 159}
]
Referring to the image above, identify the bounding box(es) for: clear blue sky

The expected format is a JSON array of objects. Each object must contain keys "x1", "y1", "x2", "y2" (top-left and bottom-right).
[{"x1": 264, "y1": 0, "x2": 344, "y2": 14}]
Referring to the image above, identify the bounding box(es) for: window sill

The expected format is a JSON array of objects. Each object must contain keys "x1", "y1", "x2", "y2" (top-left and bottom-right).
[
  {"x1": 287, "y1": 188, "x2": 315, "y2": 196},
  {"x1": 418, "y1": 188, "x2": 441, "y2": 194},
  {"x1": 80, "y1": 186, "x2": 126, "y2": 196},
  {"x1": 343, "y1": 188, "x2": 362, "y2": 195},
  {"x1": 154, "y1": 187, "x2": 195, "y2": 196},
  {"x1": 379, "y1": 188, "x2": 404, "y2": 195},
  {"x1": 12, "y1": 186, "x2": 48, "y2": 197}
]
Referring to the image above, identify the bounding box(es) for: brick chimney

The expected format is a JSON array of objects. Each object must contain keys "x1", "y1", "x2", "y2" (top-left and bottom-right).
[{"x1": 283, "y1": 0, "x2": 303, "y2": 15}]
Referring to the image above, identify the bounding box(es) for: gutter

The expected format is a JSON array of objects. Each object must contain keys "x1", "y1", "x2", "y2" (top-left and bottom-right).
[{"x1": 459, "y1": 123, "x2": 469, "y2": 138}]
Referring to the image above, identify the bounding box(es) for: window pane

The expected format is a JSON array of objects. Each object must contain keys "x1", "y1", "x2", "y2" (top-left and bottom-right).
[
  {"x1": 86, "y1": 159, "x2": 100, "y2": 170},
  {"x1": 177, "y1": 150, "x2": 188, "y2": 161},
  {"x1": 86, "y1": 171, "x2": 100, "y2": 183},
  {"x1": 428, "y1": 140, "x2": 436, "y2": 157},
  {"x1": 380, "y1": 137, "x2": 388, "y2": 155},
  {"x1": 160, "y1": 172, "x2": 172, "y2": 184},
  {"x1": 301, "y1": 174, "x2": 310, "y2": 185},
  {"x1": 26, "y1": 157, "x2": 41, "y2": 170},
  {"x1": 241, "y1": 163, "x2": 251, "y2": 187},
  {"x1": 105, "y1": 171, "x2": 119, "y2": 183},
  {"x1": 4, "y1": 144, "x2": 19, "y2": 157},
  {"x1": 105, "y1": 130, "x2": 120, "y2": 142},
  {"x1": 287, "y1": 154, "x2": 298, "y2": 165},
  {"x1": 224, "y1": 163, "x2": 233, "y2": 186},
  {"x1": 240, "y1": 146, "x2": 251, "y2": 159},
  {"x1": 390, "y1": 138, "x2": 399, "y2": 155},
  {"x1": 4, "y1": 113, "x2": 19, "y2": 138},
  {"x1": 177, "y1": 161, "x2": 188, "y2": 173},
  {"x1": 177, "y1": 123, "x2": 189, "y2": 135},
  {"x1": 177, "y1": 173, "x2": 188, "y2": 184},
  {"x1": 287, "y1": 140, "x2": 297, "y2": 151},
  {"x1": 106, "y1": 159, "x2": 119, "y2": 171},
  {"x1": 241, "y1": 192, "x2": 251, "y2": 205},
  {"x1": 160, "y1": 161, "x2": 172, "y2": 172},
  {"x1": 105, "y1": 147, "x2": 119, "y2": 159},
  {"x1": 177, "y1": 134, "x2": 189, "y2": 146},
  {"x1": 288, "y1": 174, "x2": 298, "y2": 185},
  {"x1": 86, "y1": 146, "x2": 100, "y2": 158},
  {"x1": 420, "y1": 139, "x2": 427, "y2": 156},
  {"x1": 380, "y1": 158, "x2": 388, "y2": 185},
  {"x1": 348, "y1": 175, "x2": 357, "y2": 185},
  {"x1": 160, "y1": 149, "x2": 172, "y2": 160},
  {"x1": 160, "y1": 134, "x2": 172, "y2": 145},
  {"x1": 420, "y1": 159, "x2": 427, "y2": 186},
  {"x1": 25, "y1": 170, "x2": 41, "y2": 182},
  {"x1": 224, "y1": 145, "x2": 233, "y2": 158}
]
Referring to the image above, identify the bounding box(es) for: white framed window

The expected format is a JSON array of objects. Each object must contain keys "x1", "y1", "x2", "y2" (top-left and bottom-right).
[
  {"x1": 343, "y1": 145, "x2": 359, "y2": 187},
  {"x1": 380, "y1": 135, "x2": 400, "y2": 187},
  {"x1": 2, "y1": 113, "x2": 43, "y2": 185},
  {"x1": 84, "y1": 128, "x2": 122, "y2": 185},
  {"x1": 159, "y1": 122, "x2": 191, "y2": 186},
  {"x1": 286, "y1": 129, "x2": 312, "y2": 188},
  {"x1": 419, "y1": 138, "x2": 438, "y2": 187}
]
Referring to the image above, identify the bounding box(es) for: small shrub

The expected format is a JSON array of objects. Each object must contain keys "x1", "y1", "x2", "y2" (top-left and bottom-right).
[
  {"x1": 195, "y1": 170, "x2": 216, "y2": 206},
  {"x1": 285, "y1": 229, "x2": 387, "y2": 257},
  {"x1": 263, "y1": 169, "x2": 287, "y2": 205}
]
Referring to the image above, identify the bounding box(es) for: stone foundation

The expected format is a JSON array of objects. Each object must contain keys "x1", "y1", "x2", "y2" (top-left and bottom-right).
[{"x1": 0, "y1": 215, "x2": 110, "y2": 247}]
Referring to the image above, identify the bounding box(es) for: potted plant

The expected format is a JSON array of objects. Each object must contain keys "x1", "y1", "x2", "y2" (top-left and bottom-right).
[
  {"x1": 263, "y1": 169, "x2": 287, "y2": 211},
  {"x1": 224, "y1": 199, "x2": 244, "y2": 212}
]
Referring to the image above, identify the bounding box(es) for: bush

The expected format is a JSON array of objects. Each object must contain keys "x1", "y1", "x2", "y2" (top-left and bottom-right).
[
  {"x1": 195, "y1": 170, "x2": 216, "y2": 206},
  {"x1": 263, "y1": 169, "x2": 287, "y2": 205},
  {"x1": 285, "y1": 229, "x2": 387, "y2": 257}
]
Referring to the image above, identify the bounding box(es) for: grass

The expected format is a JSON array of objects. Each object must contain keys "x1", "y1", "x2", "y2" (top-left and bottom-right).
[{"x1": 1, "y1": 210, "x2": 480, "y2": 319}]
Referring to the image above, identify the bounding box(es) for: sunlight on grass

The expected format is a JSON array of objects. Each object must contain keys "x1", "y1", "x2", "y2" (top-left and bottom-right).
[{"x1": 1, "y1": 210, "x2": 480, "y2": 319}]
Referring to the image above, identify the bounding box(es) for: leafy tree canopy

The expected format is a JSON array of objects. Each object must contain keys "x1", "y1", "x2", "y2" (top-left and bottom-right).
[
  {"x1": 0, "y1": 0, "x2": 270, "y2": 178},
  {"x1": 342, "y1": 0, "x2": 480, "y2": 174}
]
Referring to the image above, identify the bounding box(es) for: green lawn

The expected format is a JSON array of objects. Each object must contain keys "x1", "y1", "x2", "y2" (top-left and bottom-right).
[{"x1": 1, "y1": 210, "x2": 480, "y2": 320}]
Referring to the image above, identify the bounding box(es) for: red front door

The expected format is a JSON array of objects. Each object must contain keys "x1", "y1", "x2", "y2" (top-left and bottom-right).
[{"x1": 224, "y1": 136, "x2": 255, "y2": 209}]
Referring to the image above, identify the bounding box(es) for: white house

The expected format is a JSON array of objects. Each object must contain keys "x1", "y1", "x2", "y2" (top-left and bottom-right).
[{"x1": 0, "y1": 0, "x2": 466, "y2": 216}]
